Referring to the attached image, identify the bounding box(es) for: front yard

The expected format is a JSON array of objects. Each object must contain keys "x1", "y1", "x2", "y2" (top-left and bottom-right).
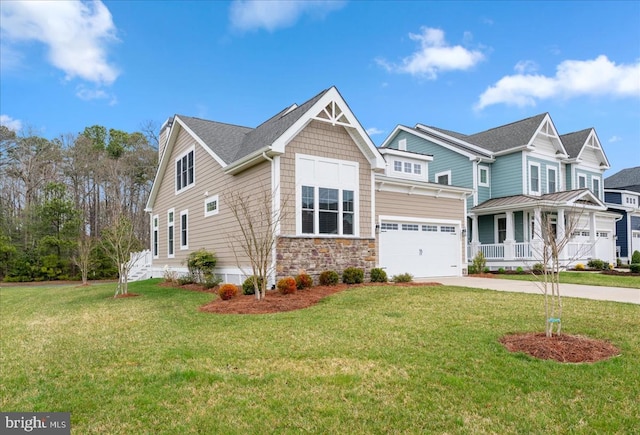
[
  {"x1": 1, "y1": 280, "x2": 638, "y2": 433},
  {"x1": 489, "y1": 270, "x2": 640, "y2": 288}
]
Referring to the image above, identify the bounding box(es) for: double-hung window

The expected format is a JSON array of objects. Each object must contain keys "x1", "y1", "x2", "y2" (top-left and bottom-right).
[
  {"x1": 592, "y1": 177, "x2": 600, "y2": 199},
  {"x1": 152, "y1": 215, "x2": 159, "y2": 258},
  {"x1": 547, "y1": 167, "x2": 557, "y2": 193},
  {"x1": 180, "y1": 210, "x2": 188, "y2": 249},
  {"x1": 529, "y1": 163, "x2": 540, "y2": 194},
  {"x1": 176, "y1": 148, "x2": 194, "y2": 192},
  {"x1": 167, "y1": 209, "x2": 175, "y2": 258}
]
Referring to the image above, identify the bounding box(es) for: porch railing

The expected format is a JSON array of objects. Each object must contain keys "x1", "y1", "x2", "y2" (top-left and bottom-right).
[
  {"x1": 514, "y1": 242, "x2": 532, "y2": 259},
  {"x1": 469, "y1": 241, "x2": 595, "y2": 262}
]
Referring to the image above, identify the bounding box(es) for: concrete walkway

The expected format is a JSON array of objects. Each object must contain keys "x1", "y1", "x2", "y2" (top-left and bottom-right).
[{"x1": 423, "y1": 276, "x2": 640, "y2": 305}]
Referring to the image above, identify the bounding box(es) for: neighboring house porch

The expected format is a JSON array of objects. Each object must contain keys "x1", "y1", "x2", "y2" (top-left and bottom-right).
[{"x1": 467, "y1": 189, "x2": 619, "y2": 269}]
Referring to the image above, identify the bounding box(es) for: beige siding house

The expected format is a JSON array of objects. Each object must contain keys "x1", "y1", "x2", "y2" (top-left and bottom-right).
[{"x1": 145, "y1": 87, "x2": 472, "y2": 283}]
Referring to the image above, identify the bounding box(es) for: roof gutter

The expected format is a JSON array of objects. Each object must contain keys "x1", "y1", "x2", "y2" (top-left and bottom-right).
[{"x1": 224, "y1": 147, "x2": 281, "y2": 175}]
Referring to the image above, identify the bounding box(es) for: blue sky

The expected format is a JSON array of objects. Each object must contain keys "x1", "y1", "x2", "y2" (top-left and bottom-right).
[{"x1": 1, "y1": 1, "x2": 639, "y2": 176}]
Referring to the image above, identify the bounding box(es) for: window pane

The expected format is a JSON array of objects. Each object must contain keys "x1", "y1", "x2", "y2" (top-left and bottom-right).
[
  {"x1": 188, "y1": 151, "x2": 194, "y2": 185},
  {"x1": 343, "y1": 190, "x2": 354, "y2": 212},
  {"x1": 414, "y1": 164, "x2": 421, "y2": 175},
  {"x1": 437, "y1": 175, "x2": 448, "y2": 185},
  {"x1": 319, "y1": 188, "x2": 338, "y2": 211},
  {"x1": 394, "y1": 161, "x2": 402, "y2": 171},
  {"x1": 480, "y1": 169, "x2": 487, "y2": 184},
  {"x1": 176, "y1": 160, "x2": 182, "y2": 190},
  {"x1": 342, "y1": 212, "x2": 353, "y2": 235},
  {"x1": 302, "y1": 186, "x2": 314, "y2": 210},
  {"x1": 319, "y1": 211, "x2": 338, "y2": 234},
  {"x1": 168, "y1": 227, "x2": 174, "y2": 255},
  {"x1": 404, "y1": 162, "x2": 412, "y2": 173},
  {"x1": 302, "y1": 210, "x2": 314, "y2": 233},
  {"x1": 530, "y1": 165, "x2": 539, "y2": 191},
  {"x1": 181, "y1": 214, "x2": 187, "y2": 246}
]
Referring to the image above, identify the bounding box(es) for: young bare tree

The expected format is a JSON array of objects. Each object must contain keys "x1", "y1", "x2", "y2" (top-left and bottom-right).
[
  {"x1": 101, "y1": 215, "x2": 143, "y2": 297},
  {"x1": 225, "y1": 187, "x2": 288, "y2": 300},
  {"x1": 72, "y1": 234, "x2": 95, "y2": 286},
  {"x1": 530, "y1": 206, "x2": 588, "y2": 337}
]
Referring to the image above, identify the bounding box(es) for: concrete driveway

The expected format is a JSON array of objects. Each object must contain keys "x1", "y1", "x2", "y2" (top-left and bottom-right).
[{"x1": 424, "y1": 276, "x2": 640, "y2": 305}]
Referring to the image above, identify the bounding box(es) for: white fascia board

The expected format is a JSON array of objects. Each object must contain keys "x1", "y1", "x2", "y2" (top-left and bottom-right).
[
  {"x1": 493, "y1": 145, "x2": 530, "y2": 156},
  {"x1": 379, "y1": 125, "x2": 405, "y2": 149},
  {"x1": 413, "y1": 124, "x2": 494, "y2": 159},
  {"x1": 224, "y1": 147, "x2": 281, "y2": 175},
  {"x1": 582, "y1": 129, "x2": 611, "y2": 169},
  {"x1": 375, "y1": 174, "x2": 472, "y2": 200},
  {"x1": 271, "y1": 87, "x2": 385, "y2": 170},
  {"x1": 378, "y1": 148, "x2": 434, "y2": 161}
]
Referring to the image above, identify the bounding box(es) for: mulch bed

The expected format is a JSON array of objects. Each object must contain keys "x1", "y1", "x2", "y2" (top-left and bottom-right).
[
  {"x1": 198, "y1": 281, "x2": 441, "y2": 315},
  {"x1": 500, "y1": 333, "x2": 620, "y2": 363}
]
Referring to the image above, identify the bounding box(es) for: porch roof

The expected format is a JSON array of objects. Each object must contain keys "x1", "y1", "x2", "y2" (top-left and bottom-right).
[{"x1": 471, "y1": 189, "x2": 607, "y2": 214}]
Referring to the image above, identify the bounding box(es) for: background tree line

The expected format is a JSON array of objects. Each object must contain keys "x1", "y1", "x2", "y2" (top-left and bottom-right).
[{"x1": 0, "y1": 123, "x2": 158, "y2": 282}]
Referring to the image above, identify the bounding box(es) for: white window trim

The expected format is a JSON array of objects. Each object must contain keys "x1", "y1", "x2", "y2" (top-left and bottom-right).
[
  {"x1": 391, "y1": 158, "x2": 426, "y2": 179},
  {"x1": 478, "y1": 165, "x2": 489, "y2": 187},
  {"x1": 528, "y1": 162, "x2": 541, "y2": 195},
  {"x1": 577, "y1": 173, "x2": 587, "y2": 189},
  {"x1": 592, "y1": 176, "x2": 601, "y2": 198},
  {"x1": 547, "y1": 167, "x2": 557, "y2": 194},
  {"x1": 152, "y1": 214, "x2": 159, "y2": 259},
  {"x1": 295, "y1": 153, "x2": 360, "y2": 237},
  {"x1": 180, "y1": 209, "x2": 189, "y2": 250},
  {"x1": 175, "y1": 146, "x2": 195, "y2": 194},
  {"x1": 398, "y1": 138, "x2": 407, "y2": 151},
  {"x1": 167, "y1": 208, "x2": 175, "y2": 259},
  {"x1": 204, "y1": 194, "x2": 219, "y2": 217},
  {"x1": 435, "y1": 170, "x2": 452, "y2": 185}
]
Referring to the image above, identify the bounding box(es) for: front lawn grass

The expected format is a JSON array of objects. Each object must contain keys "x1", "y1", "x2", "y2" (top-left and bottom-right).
[
  {"x1": 1, "y1": 279, "x2": 639, "y2": 433},
  {"x1": 493, "y1": 271, "x2": 640, "y2": 288}
]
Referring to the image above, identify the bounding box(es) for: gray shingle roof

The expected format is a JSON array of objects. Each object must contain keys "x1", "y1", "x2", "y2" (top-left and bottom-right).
[
  {"x1": 605, "y1": 166, "x2": 640, "y2": 192},
  {"x1": 411, "y1": 126, "x2": 493, "y2": 158},
  {"x1": 465, "y1": 113, "x2": 548, "y2": 152},
  {"x1": 560, "y1": 129, "x2": 591, "y2": 159},
  {"x1": 177, "y1": 88, "x2": 331, "y2": 165}
]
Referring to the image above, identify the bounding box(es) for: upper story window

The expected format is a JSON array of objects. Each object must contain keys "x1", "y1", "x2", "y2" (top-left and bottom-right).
[
  {"x1": 392, "y1": 159, "x2": 425, "y2": 177},
  {"x1": 436, "y1": 170, "x2": 451, "y2": 185},
  {"x1": 592, "y1": 177, "x2": 601, "y2": 199},
  {"x1": 547, "y1": 167, "x2": 557, "y2": 194},
  {"x1": 578, "y1": 174, "x2": 587, "y2": 189},
  {"x1": 478, "y1": 166, "x2": 489, "y2": 187},
  {"x1": 176, "y1": 148, "x2": 195, "y2": 192},
  {"x1": 297, "y1": 154, "x2": 359, "y2": 237},
  {"x1": 529, "y1": 162, "x2": 540, "y2": 195}
]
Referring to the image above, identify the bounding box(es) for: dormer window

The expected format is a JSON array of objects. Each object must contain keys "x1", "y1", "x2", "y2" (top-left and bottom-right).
[{"x1": 391, "y1": 159, "x2": 425, "y2": 178}]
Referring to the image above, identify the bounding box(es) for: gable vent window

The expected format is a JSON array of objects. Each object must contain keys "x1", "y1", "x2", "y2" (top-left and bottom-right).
[{"x1": 176, "y1": 149, "x2": 195, "y2": 192}]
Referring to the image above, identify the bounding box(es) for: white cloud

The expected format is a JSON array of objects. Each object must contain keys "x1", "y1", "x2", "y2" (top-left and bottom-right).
[
  {"x1": 608, "y1": 135, "x2": 622, "y2": 143},
  {"x1": 366, "y1": 127, "x2": 384, "y2": 136},
  {"x1": 376, "y1": 27, "x2": 485, "y2": 79},
  {"x1": 75, "y1": 85, "x2": 117, "y2": 105},
  {"x1": 476, "y1": 55, "x2": 640, "y2": 110},
  {"x1": 514, "y1": 60, "x2": 538, "y2": 74},
  {"x1": 229, "y1": 0, "x2": 344, "y2": 32},
  {"x1": 0, "y1": 0, "x2": 119, "y2": 85},
  {"x1": 0, "y1": 115, "x2": 23, "y2": 132}
]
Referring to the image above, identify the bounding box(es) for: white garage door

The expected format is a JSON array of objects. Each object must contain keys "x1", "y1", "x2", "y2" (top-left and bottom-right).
[{"x1": 379, "y1": 221, "x2": 461, "y2": 278}]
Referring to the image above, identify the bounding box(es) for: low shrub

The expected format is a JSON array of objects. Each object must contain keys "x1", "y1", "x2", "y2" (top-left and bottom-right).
[
  {"x1": 342, "y1": 267, "x2": 364, "y2": 284},
  {"x1": 532, "y1": 263, "x2": 545, "y2": 274},
  {"x1": 483, "y1": 267, "x2": 490, "y2": 274},
  {"x1": 203, "y1": 275, "x2": 222, "y2": 289},
  {"x1": 162, "y1": 265, "x2": 178, "y2": 284},
  {"x1": 632, "y1": 250, "x2": 640, "y2": 264},
  {"x1": 177, "y1": 274, "x2": 196, "y2": 285},
  {"x1": 319, "y1": 270, "x2": 339, "y2": 286},
  {"x1": 295, "y1": 273, "x2": 313, "y2": 290},
  {"x1": 472, "y1": 251, "x2": 486, "y2": 275},
  {"x1": 370, "y1": 268, "x2": 388, "y2": 283},
  {"x1": 575, "y1": 263, "x2": 585, "y2": 271},
  {"x1": 587, "y1": 259, "x2": 606, "y2": 270},
  {"x1": 392, "y1": 273, "x2": 413, "y2": 283},
  {"x1": 242, "y1": 276, "x2": 264, "y2": 295},
  {"x1": 630, "y1": 263, "x2": 640, "y2": 273},
  {"x1": 467, "y1": 265, "x2": 477, "y2": 275},
  {"x1": 497, "y1": 267, "x2": 505, "y2": 274},
  {"x1": 516, "y1": 266, "x2": 524, "y2": 274},
  {"x1": 277, "y1": 276, "x2": 297, "y2": 294},
  {"x1": 218, "y1": 283, "x2": 238, "y2": 300}
]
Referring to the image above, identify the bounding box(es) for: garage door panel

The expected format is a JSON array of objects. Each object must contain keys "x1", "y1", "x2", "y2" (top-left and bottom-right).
[{"x1": 379, "y1": 221, "x2": 460, "y2": 278}]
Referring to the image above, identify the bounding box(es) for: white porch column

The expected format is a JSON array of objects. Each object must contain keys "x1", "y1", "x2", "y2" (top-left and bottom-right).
[
  {"x1": 504, "y1": 211, "x2": 515, "y2": 260},
  {"x1": 531, "y1": 207, "x2": 543, "y2": 260},
  {"x1": 557, "y1": 208, "x2": 566, "y2": 261},
  {"x1": 589, "y1": 211, "x2": 597, "y2": 258},
  {"x1": 470, "y1": 214, "x2": 480, "y2": 258}
]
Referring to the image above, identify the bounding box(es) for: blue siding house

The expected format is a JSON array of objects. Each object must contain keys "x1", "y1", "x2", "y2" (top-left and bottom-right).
[
  {"x1": 380, "y1": 113, "x2": 620, "y2": 270},
  {"x1": 604, "y1": 166, "x2": 640, "y2": 263}
]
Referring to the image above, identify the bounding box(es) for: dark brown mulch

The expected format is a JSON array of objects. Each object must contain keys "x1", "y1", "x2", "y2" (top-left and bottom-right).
[
  {"x1": 114, "y1": 292, "x2": 140, "y2": 298},
  {"x1": 500, "y1": 333, "x2": 620, "y2": 363},
  {"x1": 197, "y1": 281, "x2": 442, "y2": 315},
  {"x1": 601, "y1": 269, "x2": 640, "y2": 276}
]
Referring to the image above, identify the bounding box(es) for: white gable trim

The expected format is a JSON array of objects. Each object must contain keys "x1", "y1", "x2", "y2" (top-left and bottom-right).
[
  {"x1": 145, "y1": 116, "x2": 229, "y2": 210},
  {"x1": 575, "y1": 129, "x2": 610, "y2": 169},
  {"x1": 528, "y1": 113, "x2": 568, "y2": 157}
]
